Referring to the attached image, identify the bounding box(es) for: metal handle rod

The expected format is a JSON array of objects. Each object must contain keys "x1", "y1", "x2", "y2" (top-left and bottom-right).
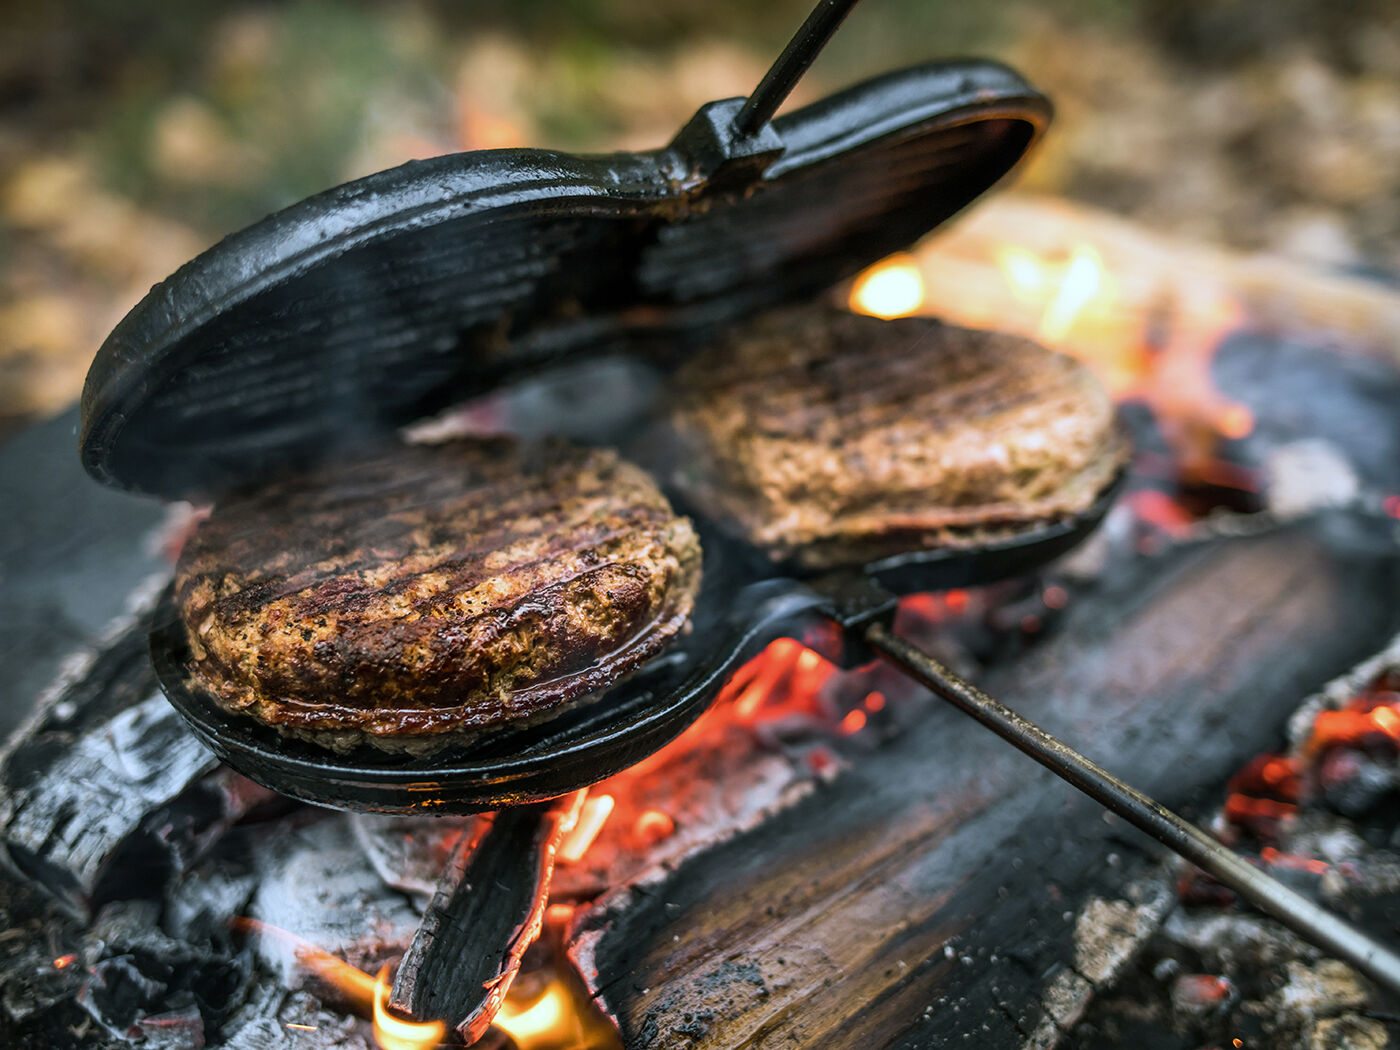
[
  {"x1": 733, "y1": 0, "x2": 864, "y2": 137},
  {"x1": 862, "y1": 621, "x2": 1400, "y2": 996}
]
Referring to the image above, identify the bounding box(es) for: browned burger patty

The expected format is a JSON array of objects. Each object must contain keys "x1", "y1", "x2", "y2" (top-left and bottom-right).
[
  {"x1": 670, "y1": 306, "x2": 1128, "y2": 569},
  {"x1": 174, "y1": 438, "x2": 701, "y2": 754}
]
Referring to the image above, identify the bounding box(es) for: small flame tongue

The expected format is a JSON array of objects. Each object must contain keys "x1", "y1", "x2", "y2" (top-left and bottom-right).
[
  {"x1": 494, "y1": 981, "x2": 576, "y2": 1049},
  {"x1": 231, "y1": 918, "x2": 445, "y2": 1050},
  {"x1": 372, "y1": 967, "x2": 446, "y2": 1050}
]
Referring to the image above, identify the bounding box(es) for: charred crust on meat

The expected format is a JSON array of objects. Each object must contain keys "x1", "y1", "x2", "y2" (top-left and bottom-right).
[
  {"x1": 670, "y1": 305, "x2": 1129, "y2": 569},
  {"x1": 173, "y1": 437, "x2": 702, "y2": 754}
]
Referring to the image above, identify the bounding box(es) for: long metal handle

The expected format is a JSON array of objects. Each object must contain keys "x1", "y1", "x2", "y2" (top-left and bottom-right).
[
  {"x1": 862, "y1": 621, "x2": 1400, "y2": 996},
  {"x1": 733, "y1": 0, "x2": 863, "y2": 137}
]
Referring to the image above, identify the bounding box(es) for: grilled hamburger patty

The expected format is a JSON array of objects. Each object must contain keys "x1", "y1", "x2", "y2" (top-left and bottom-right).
[
  {"x1": 670, "y1": 306, "x2": 1127, "y2": 568},
  {"x1": 174, "y1": 438, "x2": 701, "y2": 753}
]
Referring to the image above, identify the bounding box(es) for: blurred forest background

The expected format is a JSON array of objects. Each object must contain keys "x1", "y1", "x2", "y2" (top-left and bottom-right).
[{"x1": 1, "y1": 0, "x2": 1398, "y2": 437}]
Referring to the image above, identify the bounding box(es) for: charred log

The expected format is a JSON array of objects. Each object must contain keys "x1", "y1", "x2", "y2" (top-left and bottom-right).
[
  {"x1": 573, "y1": 528, "x2": 1400, "y2": 1049},
  {"x1": 0, "y1": 619, "x2": 210, "y2": 914},
  {"x1": 0, "y1": 617, "x2": 280, "y2": 918},
  {"x1": 391, "y1": 799, "x2": 577, "y2": 1043}
]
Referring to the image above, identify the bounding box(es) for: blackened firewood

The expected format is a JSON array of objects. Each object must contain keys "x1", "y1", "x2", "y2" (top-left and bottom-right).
[
  {"x1": 0, "y1": 616, "x2": 217, "y2": 915},
  {"x1": 0, "y1": 615, "x2": 276, "y2": 918},
  {"x1": 572, "y1": 530, "x2": 1400, "y2": 1049},
  {"x1": 390, "y1": 798, "x2": 578, "y2": 1043}
]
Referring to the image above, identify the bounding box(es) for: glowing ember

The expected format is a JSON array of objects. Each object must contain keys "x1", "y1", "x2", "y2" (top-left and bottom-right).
[
  {"x1": 838, "y1": 709, "x2": 867, "y2": 735},
  {"x1": 632, "y1": 808, "x2": 676, "y2": 846},
  {"x1": 559, "y1": 795, "x2": 616, "y2": 864},
  {"x1": 52, "y1": 954, "x2": 77, "y2": 969},
  {"x1": 1305, "y1": 691, "x2": 1400, "y2": 756},
  {"x1": 1204, "y1": 673, "x2": 1400, "y2": 907},
  {"x1": 1259, "y1": 847, "x2": 1329, "y2": 875},
  {"x1": 848, "y1": 252, "x2": 925, "y2": 318},
  {"x1": 1222, "y1": 795, "x2": 1297, "y2": 843}
]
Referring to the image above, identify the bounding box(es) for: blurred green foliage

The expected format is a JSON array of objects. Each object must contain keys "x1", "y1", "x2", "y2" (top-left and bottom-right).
[{"x1": 1, "y1": 0, "x2": 1142, "y2": 234}]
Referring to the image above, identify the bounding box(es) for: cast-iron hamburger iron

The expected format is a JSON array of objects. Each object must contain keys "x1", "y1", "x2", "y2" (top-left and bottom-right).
[{"x1": 81, "y1": 0, "x2": 1400, "y2": 991}]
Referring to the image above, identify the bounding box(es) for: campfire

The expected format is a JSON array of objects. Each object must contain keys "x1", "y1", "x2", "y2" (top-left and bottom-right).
[
  {"x1": 6, "y1": 3, "x2": 1400, "y2": 1048},
  {"x1": 6, "y1": 203, "x2": 1400, "y2": 1046}
]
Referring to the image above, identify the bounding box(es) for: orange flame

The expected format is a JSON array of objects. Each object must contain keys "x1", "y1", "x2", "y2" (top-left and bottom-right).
[
  {"x1": 232, "y1": 918, "x2": 445, "y2": 1050},
  {"x1": 848, "y1": 252, "x2": 926, "y2": 319},
  {"x1": 372, "y1": 967, "x2": 447, "y2": 1050},
  {"x1": 632, "y1": 808, "x2": 676, "y2": 846},
  {"x1": 558, "y1": 794, "x2": 616, "y2": 864},
  {"x1": 52, "y1": 954, "x2": 77, "y2": 969},
  {"x1": 495, "y1": 982, "x2": 575, "y2": 1049}
]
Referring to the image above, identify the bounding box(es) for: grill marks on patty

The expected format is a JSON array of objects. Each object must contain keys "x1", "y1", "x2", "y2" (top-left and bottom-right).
[
  {"x1": 670, "y1": 306, "x2": 1128, "y2": 568},
  {"x1": 174, "y1": 438, "x2": 701, "y2": 753}
]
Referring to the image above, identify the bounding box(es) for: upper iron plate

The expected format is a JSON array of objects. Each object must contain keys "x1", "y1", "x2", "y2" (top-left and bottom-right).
[{"x1": 81, "y1": 60, "x2": 1049, "y2": 500}]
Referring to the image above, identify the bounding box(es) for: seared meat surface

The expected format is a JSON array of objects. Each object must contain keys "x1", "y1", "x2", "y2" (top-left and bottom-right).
[
  {"x1": 670, "y1": 305, "x2": 1127, "y2": 568},
  {"x1": 174, "y1": 438, "x2": 701, "y2": 753}
]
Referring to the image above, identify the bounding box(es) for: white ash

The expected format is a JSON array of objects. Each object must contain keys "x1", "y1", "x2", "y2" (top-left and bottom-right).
[
  {"x1": 349, "y1": 812, "x2": 477, "y2": 910},
  {"x1": 247, "y1": 814, "x2": 421, "y2": 986},
  {"x1": 1072, "y1": 878, "x2": 1174, "y2": 986},
  {"x1": 1263, "y1": 439, "x2": 1360, "y2": 519},
  {"x1": 1160, "y1": 908, "x2": 1314, "y2": 974},
  {"x1": 1271, "y1": 959, "x2": 1370, "y2": 1030}
]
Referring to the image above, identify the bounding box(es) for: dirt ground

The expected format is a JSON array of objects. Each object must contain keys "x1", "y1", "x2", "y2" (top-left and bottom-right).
[{"x1": 1, "y1": 0, "x2": 1397, "y2": 436}]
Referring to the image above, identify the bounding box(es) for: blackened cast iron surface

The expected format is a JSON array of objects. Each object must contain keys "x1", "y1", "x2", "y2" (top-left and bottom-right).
[
  {"x1": 147, "y1": 477, "x2": 1122, "y2": 814},
  {"x1": 89, "y1": 51, "x2": 1084, "y2": 813},
  {"x1": 80, "y1": 60, "x2": 1049, "y2": 500}
]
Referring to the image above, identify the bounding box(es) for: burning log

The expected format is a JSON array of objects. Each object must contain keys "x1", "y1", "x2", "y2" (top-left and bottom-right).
[
  {"x1": 390, "y1": 797, "x2": 580, "y2": 1043},
  {"x1": 570, "y1": 528, "x2": 1400, "y2": 1049}
]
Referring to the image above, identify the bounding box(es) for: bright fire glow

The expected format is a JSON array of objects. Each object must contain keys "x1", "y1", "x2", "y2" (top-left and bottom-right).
[
  {"x1": 495, "y1": 981, "x2": 578, "y2": 1050},
  {"x1": 1013, "y1": 242, "x2": 1110, "y2": 345},
  {"x1": 373, "y1": 966, "x2": 447, "y2": 1050},
  {"x1": 1306, "y1": 695, "x2": 1400, "y2": 756},
  {"x1": 838, "y1": 709, "x2": 867, "y2": 735},
  {"x1": 558, "y1": 794, "x2": 616, "y2": 863},
  {"x1": 632, "y1": 808, "x2": 676, "y2": 845},
  {"x1": 52, "y1": 954, "x2": 77, "y2": 969},
  {"x1": 848, "y1": 252, "x2": 926, "y2": 319},
  {"x1": 854, "y1": 220, "x2": 1256, "y2": 488},
  {"x1": 232, "y1": 918, "x2": 445, "y2": 1050}
]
